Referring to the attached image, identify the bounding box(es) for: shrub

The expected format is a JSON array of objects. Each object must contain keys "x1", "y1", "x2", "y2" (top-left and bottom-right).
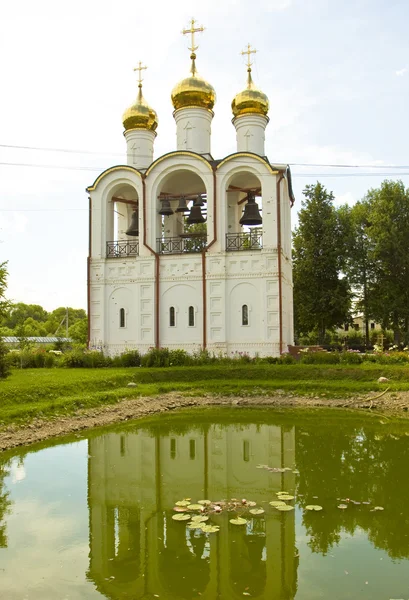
[
  {"x1": 339, "y1": 351, "x2": 363, "y2": 364},
  {"x1": 169, "y1": 349, "x2": 191, "y2": 366},
  {"x1": 300, "y1": 351, "x2": 340, "y2": 365},
  {"x1": 141, "y1": 347, "x2": 170, "y2": 368},
  {"x1": 113, "y1": 350, "x2": 141, "y2": 367},
  {"x1": 0, "y1": 337, "x2": 10, "y2": 379},
  {"x1": 62, "y1": 350, "x2": 109, "y2": 368}
]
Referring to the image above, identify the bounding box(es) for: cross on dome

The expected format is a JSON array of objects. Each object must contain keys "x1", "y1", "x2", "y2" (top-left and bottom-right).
[
  {"x1": 241, "y1": 43, "x2": 257, "y2": 70},
  {"x1": 134, "y1": 61, "x2": 147, "y2": 87},
  {"x1": 182, "y1": 18, "x2": 205, "y2": 53}
]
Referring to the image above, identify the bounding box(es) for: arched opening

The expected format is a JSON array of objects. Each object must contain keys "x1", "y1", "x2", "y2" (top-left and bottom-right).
[
  {"x1": 156, "y1": 169, "x2": 208, "y2": 254},
  {"x1": 106, "y1": 183, "x2": 140, "y2": 258},
  {"x1": 169, "y1": 306, "x2": 176, "y2": 327},
  {"x1": 225, "y1": 171, "x2": 262, "y2": 252},
  {"x1": 119, "y1": 308, "x2": 126, "y2": 328},
  {"x1": 242, "y1": 304, "x2": 249, "y2": 326}
]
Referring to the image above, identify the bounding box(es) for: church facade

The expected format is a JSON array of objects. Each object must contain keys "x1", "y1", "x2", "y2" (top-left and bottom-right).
[{"x1": 87, "y1": 23, "x2": 294, "y2": 357}]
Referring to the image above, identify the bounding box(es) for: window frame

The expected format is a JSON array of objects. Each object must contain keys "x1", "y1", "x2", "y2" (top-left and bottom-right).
[
  {"x1": 242, "y1": 304, "x2": 249, "y2": 326},
  {"x1": 119, "y1": 308, "x2": 126, "y2": 328}
]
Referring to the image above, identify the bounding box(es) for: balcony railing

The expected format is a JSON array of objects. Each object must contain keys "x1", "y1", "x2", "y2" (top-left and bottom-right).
[
  {"x1": 106, "y1": 240, "x2": 139, "y2": 258},
  {"x1": 226, "y1": 231, "x2": 263, "y2": 251},
  {"x1": 157, "y1": 235, "x2": 207, "y2": 254}
]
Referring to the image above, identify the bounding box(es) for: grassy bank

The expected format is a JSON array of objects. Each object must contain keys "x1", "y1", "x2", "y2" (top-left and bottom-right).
[{"x1": 1, "y1": 363, "x2": 408, "y2": 427}]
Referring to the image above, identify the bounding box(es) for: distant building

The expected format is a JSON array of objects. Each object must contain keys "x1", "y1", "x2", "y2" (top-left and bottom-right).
[{"x1": 2, "y1": 337, "x2": 71, "y2": 348}]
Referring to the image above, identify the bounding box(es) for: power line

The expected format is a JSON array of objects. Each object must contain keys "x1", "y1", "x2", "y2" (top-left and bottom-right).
[
  {"x1": 0, "y1": 161, "x2": 408, "y2": 178},
  {"x1": 1, "y1": 142, "x2": 409, "y2": 169}
]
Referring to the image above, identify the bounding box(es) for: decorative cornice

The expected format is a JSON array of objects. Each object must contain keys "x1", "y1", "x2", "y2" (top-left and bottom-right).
[
  {"x1": 216, "y1": 152, "x2": 281, "y2": 173},
  {"x1": 86, "y1": 165, "x2": 142, "y2": 192},
  {"x1": 145, "y1": 151, "x2": 213, "y2": 176}
]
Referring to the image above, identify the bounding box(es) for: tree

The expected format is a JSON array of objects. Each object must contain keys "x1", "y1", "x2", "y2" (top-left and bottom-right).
[
  {"x1": 342, "y1": 200, "x2": 376, "y2": 346},
  {"x1": 362, "y1": 180, "x2": 409, "y2": 345},
  {"x1": 0, "y1": 262, "x2": 11, "y2": 379},
  {"x1": 292, "y1": 183, "x2": 351, "y2": 343},
  {"x1": 68, "y1": 318, "x2": 88, "y2": 344}
]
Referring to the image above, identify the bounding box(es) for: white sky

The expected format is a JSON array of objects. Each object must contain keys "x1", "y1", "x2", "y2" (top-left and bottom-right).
[{"x1": 1, "y1": 0, "x2": 408, "y2": 311}]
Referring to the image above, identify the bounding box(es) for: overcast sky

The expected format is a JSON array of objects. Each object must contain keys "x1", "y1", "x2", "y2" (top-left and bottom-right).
[{"x1": 1, "y1": 0, "x2": 408, "y2": 311}]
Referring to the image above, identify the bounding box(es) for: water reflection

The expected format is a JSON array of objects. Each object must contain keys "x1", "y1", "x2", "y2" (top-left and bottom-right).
[
  {"x1": 296, "y1": 417, "x2": 409, "y2": 560},
  {"x1": 87, "y1": 420, "x2": 298, "y2": 599},
  {"x1": 1, "y1": 410, "x2": 409, "y2": 599}
]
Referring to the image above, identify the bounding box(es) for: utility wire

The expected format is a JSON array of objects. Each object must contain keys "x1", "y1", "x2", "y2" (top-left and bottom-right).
[{"x1": 1, "y1": 143, "x2": 409, "y2": 169}]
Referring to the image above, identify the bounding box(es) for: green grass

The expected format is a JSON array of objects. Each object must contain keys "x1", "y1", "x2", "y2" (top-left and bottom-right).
[{"x1": 1, "y1": 363, "x2": 408, "y2": 427}]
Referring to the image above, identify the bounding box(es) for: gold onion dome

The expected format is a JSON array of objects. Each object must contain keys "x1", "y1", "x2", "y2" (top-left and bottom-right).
[
  {"x1": 171, "y1": 52, "x2": 216, "y2": 111},
  {"x1": 232, "y1": 67, "x2": 269, "y2": 118},
  {"x1": 122, "y1": 84, "x2": 158, "y2": 133}
]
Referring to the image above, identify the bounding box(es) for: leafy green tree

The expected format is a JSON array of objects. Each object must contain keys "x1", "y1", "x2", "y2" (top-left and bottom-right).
[
  {"x1": 342, "y1": 200, "x2": 376, "y2": 345},
  {"x1": 1, "y1": 302, "x2": 48, "y2": 329},
  {"x1": 0, "y1": 262, "x2": 11, "y2": 379},
  {"x1": 68, "y1": 319, "x2": 88, "y2": 344},
  {"x1": 363, "y1": 180, "x2": 409, "y2": 344},
  {"x1": 292, "y1": 183, "x2": 351, "y2": 343}
]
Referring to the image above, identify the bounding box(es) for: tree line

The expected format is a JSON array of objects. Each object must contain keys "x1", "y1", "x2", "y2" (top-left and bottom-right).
[
  {"x1": 293, "y1": 179, "x2": 409, "y2": 346},
  {"x1": 0, "y1": 298, "x2": 87, "y2": 344}
]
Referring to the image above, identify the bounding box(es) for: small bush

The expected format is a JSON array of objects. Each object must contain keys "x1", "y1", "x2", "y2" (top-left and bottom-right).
[
  {"x1": 0, "y1": 337, "x2": 10, "y2": 379},
  {"x1": 62, "y1": 350, "x2": 109, "y2": 368},
  {"x1": 300, "y1": 351, "x2": 340, "y2": 365},
  {"x1": 141, "y1": 347, "x2": 170, "y2": 368},
  {"x1": 113, "y1": 350, "x2": 141, "y2": 367},
  {"x1": 169, "y1": 349, "x2": 191, "y2": 366},
  {"x1": 339, "y1": 351, "x2": 363, "y2": 364}
]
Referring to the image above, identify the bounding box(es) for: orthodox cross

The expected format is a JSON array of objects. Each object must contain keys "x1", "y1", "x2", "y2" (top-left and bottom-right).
[
  {"x1": 241, "y1": 43, "x2": 257, "y2": 68},
  {"x1": 134, "y1": 61, "x2": 147, "y2": 86},
  {"x1": 182, "y1": 18, "x2": 205, "y2": 52}
]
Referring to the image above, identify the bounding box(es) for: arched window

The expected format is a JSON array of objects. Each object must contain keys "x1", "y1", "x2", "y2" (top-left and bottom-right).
[
  {"x1": 169, "y1": 306, "x2": 175, "y2": 327},
  {"x1": 119, "y1": 308, "x2": 126, "y2": 328},
  {"x1": 188, "y1": 306, "x2": 195, "y2": 327},
  {"x1": 242, "y1": 304, "x2": 249, "y2": 326}
]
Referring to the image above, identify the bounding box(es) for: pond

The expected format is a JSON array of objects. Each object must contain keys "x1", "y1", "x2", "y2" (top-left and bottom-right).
[{"x1": 1, "y1": 407, "x2": 409, "y2": 599}]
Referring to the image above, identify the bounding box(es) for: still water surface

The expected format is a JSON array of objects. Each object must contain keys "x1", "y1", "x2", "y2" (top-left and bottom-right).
[{"x1": 1, "y1": 408, "x2": 409, "y2": 599}]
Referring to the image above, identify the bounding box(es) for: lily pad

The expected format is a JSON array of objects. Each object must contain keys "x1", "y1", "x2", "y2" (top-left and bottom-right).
[
  {"x1": 249, "y1": 508, "x2": 265, "y2": 515},
  {"x1": 247, "y1": 501, "x2": 257, "y2": 507},
  {"x1": 305, "y1": 505, "x2": 323, "y2": 511},
  {"x1": 191, "y1": 515, "x2": 209, "y2": 523},
  {"x1": 175, "y1": 500, "x2": 190, "y2": 507},
  {"x1": 188, "y1": 522, "x2": 205, "y2": 529},
  {"x1": 187, "y1": 504, "x2": 203, "y2": 511},
  {"x1": 276, "y1": 505, "x2": 294, "y2": 512},
  {"x1": 338, "y1": 504, "x2": 348, "y2": 510},
  {"x1": 198, "y1": 500, "x2": 212, "y2": 506},
  {"x1": 172, "y1": 513, "x2": 191, "y2": 521},
  {"x1": 269, "y1": 500, "x2": 287, "y2": 507},
  {"x1": 201, "y1": 524, "x2": 220, "y2": 533},
  {"x1": 374, "y1": 506, "x2": 384, "y2": 511},
  {"x1": 278, "y1": 495, "x2": 294, "y2": 501},
  {"x1": 230, "y1": 517, "x2": 248, "y2": 525},
  {"x1": 173, "y1": 506, "x2": 188, "y2": 512},
  {"x1": 276, "y1": 491, "x2": 288, "y2": 496}
]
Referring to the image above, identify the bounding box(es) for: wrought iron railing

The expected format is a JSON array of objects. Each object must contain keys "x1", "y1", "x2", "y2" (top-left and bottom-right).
[
  {"x1": 157, "y1": 235, "x2": 207, "y2": 254},
  {"x1": 106, "y1": 240, "x2": 139, "y2": 258},
  {"x1": 226, "y1": 231, "x2": 263, "y2": 251}
]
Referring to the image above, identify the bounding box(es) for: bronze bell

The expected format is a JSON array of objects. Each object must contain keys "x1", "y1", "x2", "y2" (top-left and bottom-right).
[
  {"x1": 158, "y1": 199, "x2": 174, "y2": 216},
  {"x1": 175, "y1": 196, "x2": 189, "y2": 213},
  {"x1": 239, "y1": 192, "x2": 262, "y2": 226},
  {"x1": 125, "y1": 209, "x2": 139, "y2": 236},
  {"x1": 186, "y1": 203, "x2": 206, "y2": 224},
  {"x1": 194, "y1": 194, "x2": 205, "y2": 207}
]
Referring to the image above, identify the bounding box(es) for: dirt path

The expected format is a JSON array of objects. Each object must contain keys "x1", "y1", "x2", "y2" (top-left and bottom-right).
[{"x1": 1, "y1": 390, "x2": 409, "y2": 452}]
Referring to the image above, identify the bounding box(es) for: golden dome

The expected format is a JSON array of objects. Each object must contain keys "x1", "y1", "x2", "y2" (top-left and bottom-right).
[
  {"x1": 122, "y1": 84, "x2": 158, "y2": 133},
  {"x1": 171, "y1": 53, "x2": 216, "y2": 111},
  {"x1": 232, "y1": 68, "x2": 269, "y2": 118}
]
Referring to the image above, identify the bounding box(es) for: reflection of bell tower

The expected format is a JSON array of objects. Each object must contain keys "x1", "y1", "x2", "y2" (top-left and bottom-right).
[{"x1": 86, "y1": 418, "x2": 298, "y2": 600}]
